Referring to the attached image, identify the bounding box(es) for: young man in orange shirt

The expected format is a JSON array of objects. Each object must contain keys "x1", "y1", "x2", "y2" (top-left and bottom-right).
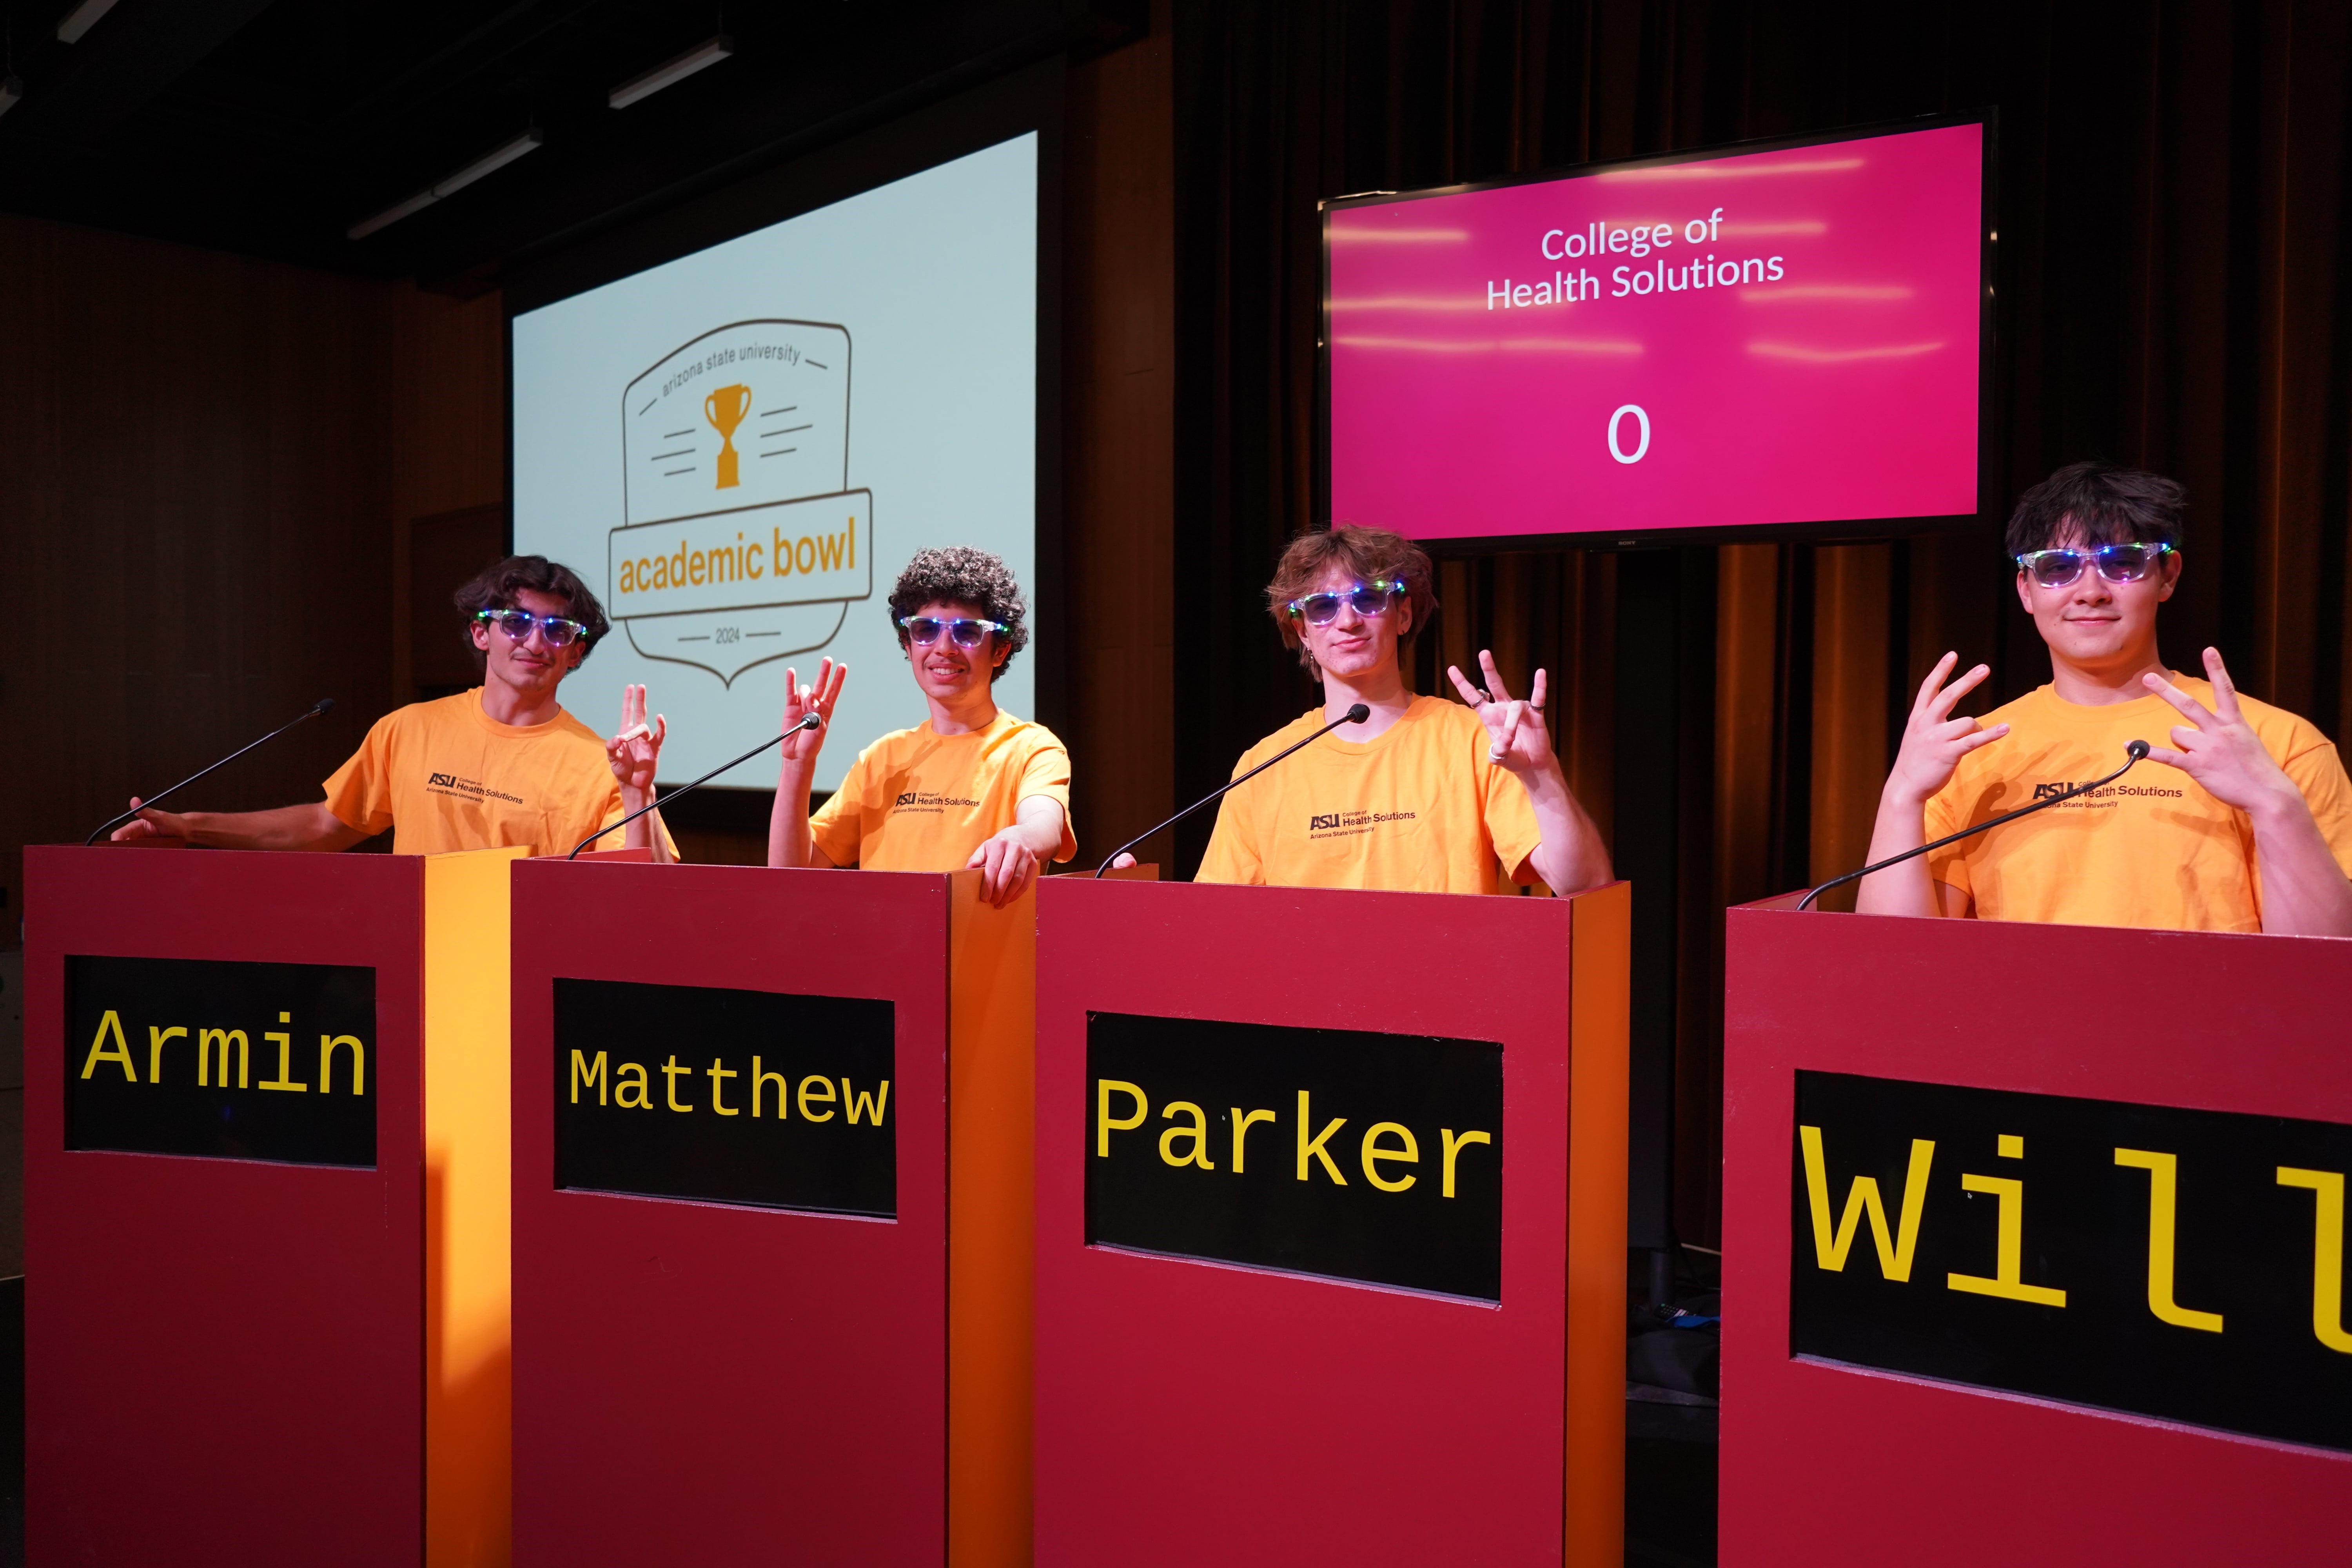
[
  {"x1": 113, "y1": 555, "x2": 675, "y2": 860},
  {"x1": 1857, "y1": 461, "x2": 2352, "y2": 933},
  {"x1": 766, "y1": 546, "x2": 1073, "y2": 906},
  {"x1": 1196, "y1": 525, "x2": 1611, "y2": 896}
]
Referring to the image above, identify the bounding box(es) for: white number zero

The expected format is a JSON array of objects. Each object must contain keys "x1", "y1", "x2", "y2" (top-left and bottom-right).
[{"x1": 1607, "y1": 404, "x2": 1651, "y2": 464}]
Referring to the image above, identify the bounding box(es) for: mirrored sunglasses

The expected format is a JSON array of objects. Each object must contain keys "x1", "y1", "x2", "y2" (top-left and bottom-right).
[
  {"x1": 477, "y1": 608, "x2": 589, "y2": 646},
  {"x1": 1285, "y1": 578, "x2": 1408, "y2": 626},
  {"x1": 900, "y1": 615, "x2": 1007, "y2": 649},
  {"x1": 2014, "y1": 543, "x2": 2174, "y2": 589}
]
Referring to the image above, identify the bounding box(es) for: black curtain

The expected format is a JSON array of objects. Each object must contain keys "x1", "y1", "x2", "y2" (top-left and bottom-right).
[{"x1": 1169, "y1": 0, "x2": 2352, "y2": 1247}]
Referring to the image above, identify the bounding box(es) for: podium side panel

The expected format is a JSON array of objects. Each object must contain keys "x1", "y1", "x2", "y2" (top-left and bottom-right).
[
  {"x1": 510, "y1": 862, "x2": 951, "y2": 1566},
  {"x1": 25, "y1": 847, "x2": 427, "y2": 1568},
  {"x1": 947, "y1": 872, "x2": 1038, "y2": 1568},
  {"x1": 1564, "y1": 882, "x2": 1630, "y2": 1568},
  {"x1": 1035, "y1": 878, "x2": 1575, "y2": 1566},
  {"x1": 1722, "y1": 909, "x2": 2352, "y2": 1566},
  {"x1": 424, "y1": 846, "x2": 526, "y2": 1568}
]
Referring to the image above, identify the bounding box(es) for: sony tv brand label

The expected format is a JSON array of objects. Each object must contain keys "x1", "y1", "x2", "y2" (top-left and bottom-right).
[
  {"x1": 554, "y1": 977, "x2": 895, "y2": 1218},
  {"x1": 1793, "y1": 1071, "x2": 2352, "y2": 1452},
  {"x1": 1086, "y1": 1011, "x2": 1503, "y2": 1301},
  {"x1": 65, "y1": 955, "x2": 377, "y2": 1168}
]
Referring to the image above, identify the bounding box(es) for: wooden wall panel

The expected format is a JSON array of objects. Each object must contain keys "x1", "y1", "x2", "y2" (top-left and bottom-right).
[
  {"x1": 1062, "y1": 5, "x2": 1177, "y2": 871},
  {"x1": 0, "y1": 214, "x2": 505, "y2": 916},
  {"x1": 385, "y1": 290, "x2": 510, "y2": 711},
  {"x1": 408, "y1": 506, "x2": 512, "y2": 701}
]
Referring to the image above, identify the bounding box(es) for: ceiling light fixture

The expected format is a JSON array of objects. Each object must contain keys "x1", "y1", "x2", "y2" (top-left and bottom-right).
[
  {"x1": 608, "y1": 35, "x2": 733, "y2": 109},
  {"x1": 54, "y1": 0, "x2": 120, "y2": 44},
  {"x1": 347, "y1": 128, "x2": 545, "y2": 240}
]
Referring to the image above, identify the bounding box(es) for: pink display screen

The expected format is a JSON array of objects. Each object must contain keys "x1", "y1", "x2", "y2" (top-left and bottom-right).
[{"x1": 1326, "y1": 121, "x2": 1987, "y2": 542}]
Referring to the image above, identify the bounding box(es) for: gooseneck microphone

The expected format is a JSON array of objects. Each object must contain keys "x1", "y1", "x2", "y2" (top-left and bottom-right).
[
  {"x1": 1798, "y1": 740, "x2": 2152, "y2": 911},
  {"x1": 569, "y1": 712, "x2": 821, "y2": 860},
  {"x1": 1095, "y1": 702, "x2": 1372, "y2": 877},
  {"x1": 87, "y1": 698, "x2": 338, "y2": 846}
]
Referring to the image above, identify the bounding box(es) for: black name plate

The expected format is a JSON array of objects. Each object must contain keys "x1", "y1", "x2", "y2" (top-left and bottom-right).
[
  {"x1": 65, "y1": 954, "x2": 377, "y2": 1168},
  {"x1": 1086, "y1": 1011, "x2": 1503, "y2": 1301},
  {"x1": 554, "y1": 978, "x2": 896, "y2": 1217},
  {"x1": 1793, "y1": 1070, "x2": 2352, "y2": 1451}
]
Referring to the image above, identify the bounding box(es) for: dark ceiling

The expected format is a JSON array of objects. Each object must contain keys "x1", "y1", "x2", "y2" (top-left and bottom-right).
[{"x1": 0, "y1": 0, "x2": 1138, "y2": 292}]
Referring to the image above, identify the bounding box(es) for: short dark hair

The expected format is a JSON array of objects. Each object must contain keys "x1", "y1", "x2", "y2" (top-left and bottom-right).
[
  {"x1": 2004, "y1": 461, "x2": 2186, "y2": 560},
  {"x1": 453, "y1": 555, "x2": 610, "y2": 671},
  {"x1": 1264, "y1": 525, "x2": 1439, "y2": 671},
  {"x1": 887, "y1": 546, "x2": 1030, "y2": 675}
]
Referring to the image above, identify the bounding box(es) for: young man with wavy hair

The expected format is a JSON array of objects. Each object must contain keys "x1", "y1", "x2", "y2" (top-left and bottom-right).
[
  {"x1": 1857, "y1": 461, "x2": 2352, "y2": 933},
  {"x1": 1196, "y1": 525, "x2": 1610, "y2": 896},
  {"x1": 766, "y1": 546, "x2": 1073, "y2": 906},
  {"x1": 113, "y1": 555, "x2": 675, "y2": 859}
]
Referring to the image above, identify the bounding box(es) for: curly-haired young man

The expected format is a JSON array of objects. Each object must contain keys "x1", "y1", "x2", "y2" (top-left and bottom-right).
[
  {"x1": 112, "y1": 555, "x2": 675, "y2": 860},
  {"x1": 766, "y1": 546, "x2": 1073, "y2": 906},
  {"x1": 1856, "y1": 461, "x2": 2352, "y2": 933},
  {"x1": 1196, "y1": 525, "x2": 1610, "y2": 896}
]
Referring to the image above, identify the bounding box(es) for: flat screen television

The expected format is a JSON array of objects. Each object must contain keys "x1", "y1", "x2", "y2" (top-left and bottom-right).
[{"x1": 1321, "y1": 113, "x2": 1993, "y2": 548}]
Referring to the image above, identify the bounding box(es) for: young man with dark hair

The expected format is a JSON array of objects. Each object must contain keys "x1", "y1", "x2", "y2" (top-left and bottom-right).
[
  {"x1": 1857, "y1": 460, "x2": 2352, "y2": 933},
  {"x1": 1195, "y1": 525, "x2": 1611, "y2": 896},
  {"x1": 766, "y1": 546, "x2": 1073, "y2": 906},
  {"x1": 113, "y1": 555, "x2": 676, "y2": 860}
]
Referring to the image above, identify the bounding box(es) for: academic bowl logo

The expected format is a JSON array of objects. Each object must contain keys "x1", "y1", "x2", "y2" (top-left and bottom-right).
[{"x1": 609, "y1": 320, "x2": 873, "y2": 686}]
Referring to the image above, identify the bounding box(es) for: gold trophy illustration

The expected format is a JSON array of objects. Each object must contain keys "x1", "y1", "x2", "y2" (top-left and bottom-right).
[{"x1": 703, "y1": 382, "x2": 753, "y2": 488}]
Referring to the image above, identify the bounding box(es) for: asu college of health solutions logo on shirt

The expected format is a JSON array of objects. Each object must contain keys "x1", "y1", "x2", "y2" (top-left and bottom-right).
[
  {"x1": 2028, "y1": 779, "x2": 2186, "y2": 807},
  {"x1": 893, "y1": 790, "x2": 982, "y2": 816},
  {"x1": 424, "y1": 770, "x2": 525, "y2": 807},
  {"x1": 608, "y1": 320, "x2": 874, "y2": 687}
]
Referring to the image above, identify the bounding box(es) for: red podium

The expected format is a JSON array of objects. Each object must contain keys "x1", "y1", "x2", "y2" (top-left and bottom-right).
[
  {"x1": 1032, "y1": 877, "x2": 1630, "y2": 1568},
  {"x1": 1722, "y1": 901, "x2": 2352, "y2": 1564},
  {"x1": 508, "y1": 859, "x2": 1036, "y2": 1566},
  {"x1": 22, "y1": 844, "x2": 519, "y2": 1566}
]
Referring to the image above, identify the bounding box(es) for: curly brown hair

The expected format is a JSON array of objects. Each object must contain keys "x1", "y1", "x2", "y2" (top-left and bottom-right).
[
  {"x1": 887, "y1": 546, "x2": 1031, "y2": 675},
  {"x1": 1264, "y1": 526, "x2": 1437, "y2": 671},
  {"x1": 452, "y1": 555, "x2": 610, "y2": 672}
]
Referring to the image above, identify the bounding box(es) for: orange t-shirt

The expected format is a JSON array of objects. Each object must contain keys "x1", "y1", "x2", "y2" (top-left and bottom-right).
[
  {"x1": 1924, "y1": 680, "x2": 2352, "y2": 931},
  {"x1": 809, "y1": 711, "x2": 1076, "y2": 871},
  {"x1": 323, "y1": 689, "x2": 675, "y2": 858},
  {"x1": 1196, "y1": 695, "x2": 1543, "y2": 895}
]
